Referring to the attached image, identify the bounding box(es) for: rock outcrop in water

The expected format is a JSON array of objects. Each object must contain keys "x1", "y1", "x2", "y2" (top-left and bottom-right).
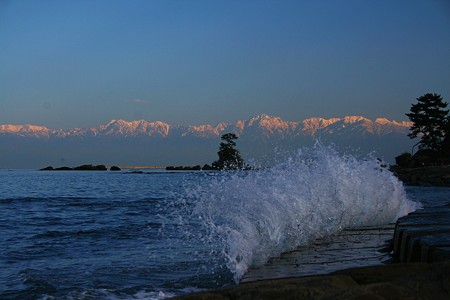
[{"x1": 40, "y1": 164, "x2": 108, "y2": 171}]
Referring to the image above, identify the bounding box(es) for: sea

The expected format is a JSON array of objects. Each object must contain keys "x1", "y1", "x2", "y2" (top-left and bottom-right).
[{"x1": 1, "y1": 146, "x2": 448, "y2": 299}]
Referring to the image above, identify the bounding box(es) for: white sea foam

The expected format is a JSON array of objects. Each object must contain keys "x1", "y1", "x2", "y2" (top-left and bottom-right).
[{"x1": 188, "y1": 145, "x2": 419, "y2": 282}]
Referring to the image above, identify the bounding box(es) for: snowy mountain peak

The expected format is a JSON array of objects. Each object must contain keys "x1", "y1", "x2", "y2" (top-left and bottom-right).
[
  {"x1": 343, "y1": 116, "x2": 370, "y2": 124},
  {"x1": 375, "y1": 118, "x2": 392, "y2": 125},
  {"x1": 215, "y1": 122, "x2": 230, "y2": 132},
  {"x1": 248, "y1": 114, "x2": 292, "y2": 128},
  {"x1": 302, "y1": 117, "x2": 341, "y2": 133},
  {"x1": 0, "y1": 124, "x2": 51, "y2": 137},
  {"x1": 248, "y1": 114, "x2": 276, "y2": 125},
  {"x1": 98, "y1": 119, "x2": 171, "y2": 137},
  {"x1": 0, "y1": 124, "x2": 49, "y2": 133},
  {"x1": 0, "y1": 124, "x2": 26, "y2": 133},
  {"x1": 375, "y1": 118, "x2": 413, "y2": 127}
]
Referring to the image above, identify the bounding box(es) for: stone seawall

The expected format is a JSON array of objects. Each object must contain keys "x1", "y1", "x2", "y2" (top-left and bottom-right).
[{"x1": 393, "y1": 206, "x2": 450, "y2": 263}]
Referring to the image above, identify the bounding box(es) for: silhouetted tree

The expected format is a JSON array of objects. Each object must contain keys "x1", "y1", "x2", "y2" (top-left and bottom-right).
[
  {"x1": 442, "y1": 117, "x2": 450, "y2": 152},
  {"x1": 212, "y1": 133, "x2": 244, "y2": 170},
  {"x1": 395, "y1": 152, "x2": 412, "y2": 168},
  {"x1": 440, "y1": 117, "x2": 450, "y2": 164},
  {"x1": 406, "y1": 93, "x2": 448, "y2": 152}
]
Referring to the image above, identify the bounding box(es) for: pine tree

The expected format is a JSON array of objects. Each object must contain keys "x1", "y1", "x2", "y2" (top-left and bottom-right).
[
  {"x1": 442, "y1": 116, "x2": 450, "y2": 154},
  {"x1": 212, "y1": 133, "x2": 244, "y2": 170},
  {"x1": 406, "y1": 93, "x2": 449, "y2": 151}
]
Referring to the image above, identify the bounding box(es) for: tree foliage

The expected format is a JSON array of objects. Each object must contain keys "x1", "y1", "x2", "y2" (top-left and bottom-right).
[
  {"x1": 212, "y1": 133, "x2": 244, "y2": 170},
  {"x1": 395, "y1": 152, "x2": 412, "y2": 168},
  {"x1": 406, "y1": 93, "x2": 449, "y2": 151},
  {"x1": 442, "y1": 116, "x2": 450, "y2": 153}
]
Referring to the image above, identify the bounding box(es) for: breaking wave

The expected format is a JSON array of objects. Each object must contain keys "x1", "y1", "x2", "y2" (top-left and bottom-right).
[{"x1": 187, "y1": 145, "x2": 419, "y2": 281}]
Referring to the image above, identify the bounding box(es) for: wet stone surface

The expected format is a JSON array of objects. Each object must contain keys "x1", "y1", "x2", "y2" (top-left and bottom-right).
[{"x1": 242, "y1": 224, "x2": 395, "y2": 282}]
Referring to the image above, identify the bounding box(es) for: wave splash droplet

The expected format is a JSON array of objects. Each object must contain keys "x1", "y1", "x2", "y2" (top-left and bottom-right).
[{"x1": 187, "y1": 145, "x2": 419, "y2": 282}]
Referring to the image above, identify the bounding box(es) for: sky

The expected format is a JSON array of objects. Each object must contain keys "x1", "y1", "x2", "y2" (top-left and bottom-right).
[{"x1": 0, "y1": 0, "x2": 449, "y2": 129}]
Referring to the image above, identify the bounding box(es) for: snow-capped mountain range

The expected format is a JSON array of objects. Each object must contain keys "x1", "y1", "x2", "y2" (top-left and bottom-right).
[
  {"x1": 0, "y1": 114, "x2": 411, "y2": 139},
  {"x1": 0, "y1": 114, "x2": 415, "y2": 168}
]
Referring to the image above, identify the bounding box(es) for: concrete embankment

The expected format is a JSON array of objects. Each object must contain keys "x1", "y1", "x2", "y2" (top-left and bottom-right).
[
  {"x1": 173, "y1": 206, "x2": 450, "y2": 299},
  {"x1": 241, "y1": 225, "x2": 395, "y2": 282},
  {"x1": 393, "y1": 205, "x2": 450, "y2": 263}
]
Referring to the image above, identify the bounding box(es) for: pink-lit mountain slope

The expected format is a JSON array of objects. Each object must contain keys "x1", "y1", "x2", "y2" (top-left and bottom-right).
[
  {"x1": 0, "y1": 114, "x2": 411, "y2": 139},
  {"x1": 0, "y1": 115, "x2": 415, "y2": 168}
]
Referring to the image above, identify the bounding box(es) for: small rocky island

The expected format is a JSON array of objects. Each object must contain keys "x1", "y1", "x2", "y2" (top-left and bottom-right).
[
  {"x1": 166, "y1": 133, "x2": 246, "y2": 171},
  {"x1": 40, "y1": 164, "x2": 121, "y2": 171}
]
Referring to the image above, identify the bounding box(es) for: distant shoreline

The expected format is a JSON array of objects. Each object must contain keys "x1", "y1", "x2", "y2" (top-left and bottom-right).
[
  {"x1": 391, "y1": 165, "x2": 450, "y2": 186},
  {"x1": 115, "y1": 165, "x2": 167, "y2": 169},
  {"x1": 38, "y1": 164, "x2": 168, "y2": 171}
]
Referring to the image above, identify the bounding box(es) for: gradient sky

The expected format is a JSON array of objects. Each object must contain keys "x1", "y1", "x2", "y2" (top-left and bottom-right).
[{"x1": 1, "y1": 0, "x2": 449, "y2": 129}]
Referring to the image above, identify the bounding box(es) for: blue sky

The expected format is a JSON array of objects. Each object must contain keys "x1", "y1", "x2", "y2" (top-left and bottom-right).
[{"x1": 1, "y1": 0, "x2": 449, "y2": 128}]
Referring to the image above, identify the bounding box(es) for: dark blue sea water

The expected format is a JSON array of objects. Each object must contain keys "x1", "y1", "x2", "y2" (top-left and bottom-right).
[
  {"x1": 1, "y1": 147, "x2": 447, "y2": 299},
  {"x1": 1, "y1": 170, "x2": 228, "y2": 299}
]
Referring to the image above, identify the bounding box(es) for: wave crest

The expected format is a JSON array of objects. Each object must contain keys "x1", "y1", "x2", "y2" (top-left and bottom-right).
[{"x1": 188, "y1": 145, "x2": 419, "y2": 281}]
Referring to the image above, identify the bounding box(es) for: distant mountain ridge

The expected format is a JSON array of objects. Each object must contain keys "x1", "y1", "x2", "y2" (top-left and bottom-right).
[
  {"x1": 0, "y1": 114, "x2": 415, "y2": 168},
  {"x1": 0, "y1": 114, "x2": 412, "y2": 139}
]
